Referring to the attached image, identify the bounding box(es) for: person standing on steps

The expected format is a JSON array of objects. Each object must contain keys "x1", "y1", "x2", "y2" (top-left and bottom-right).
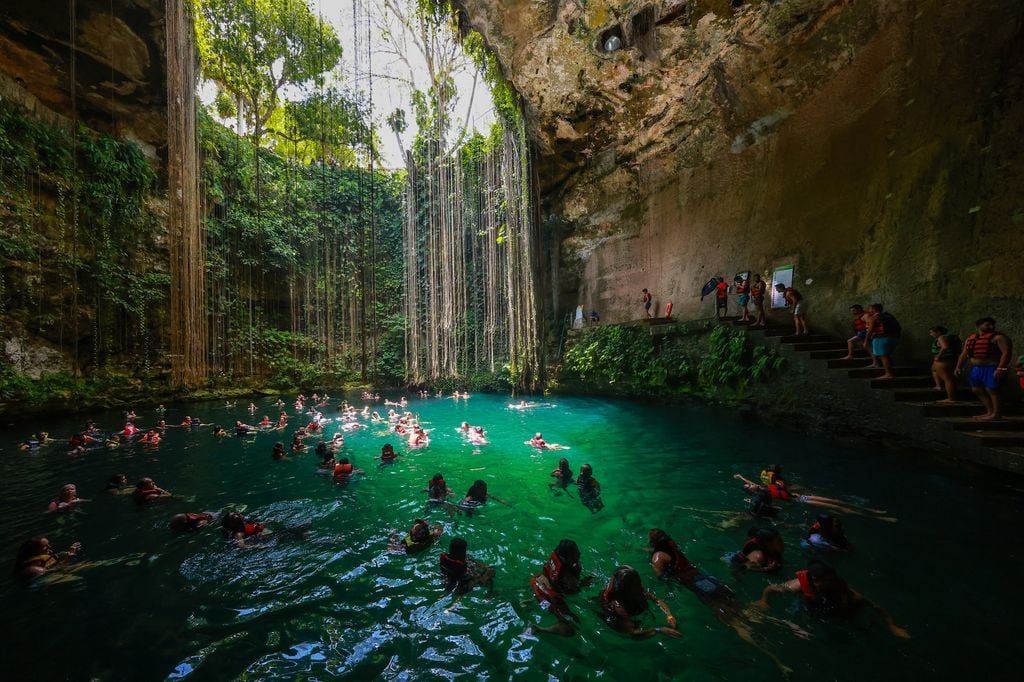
[
  {"x1": 736, "y1": 275, "x2": 751, "y2": 323},
  {"x1": 863, "y1": 303, "x2": 900, "y2": 380},
  {"x1": 715, "y1": 277, "x2": 730, "y2": 319},
  {"x1": 929, "y1": 326, "x2": 961, "y2": 403},
  {"x1": 840, "y1": 304, "x2": 869, "y2": 361},
  {"x1": 750, "y1": 274, "x2": 767, "y2": 327},
  {"x1": 774, "y1": 283, "x2": 808, "y2": 335},
  {"x1": 955, "y1": 317, "x2": 1013, "y2": 422},
  {"x1": 641, "y1": 289, "x2": 653, "y2": 318}
]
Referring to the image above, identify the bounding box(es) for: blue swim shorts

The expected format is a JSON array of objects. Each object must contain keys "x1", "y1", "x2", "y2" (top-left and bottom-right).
[
  {"x1": 969, "y1": 364, "x2": 1003, "y2": 390},
  {"x1": 871, "y1": 336, "x2": 897, "y2": 357}
]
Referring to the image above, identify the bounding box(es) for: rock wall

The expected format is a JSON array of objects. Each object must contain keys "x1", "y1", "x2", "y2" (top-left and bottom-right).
[{"x1": 456, "y1": 0, "x2": 1024, "y2": 360}]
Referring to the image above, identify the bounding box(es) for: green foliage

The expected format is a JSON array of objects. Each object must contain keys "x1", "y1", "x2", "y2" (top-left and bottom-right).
[
  {"x1": 562, "y1": 324, "x2": 784, "y2": 400},
  {"x1": 194, "y1": 0, "x2": 343, "y2": 142},
  {"x1": 462, "y1": 30, "x2": 521, "y2": 125}
]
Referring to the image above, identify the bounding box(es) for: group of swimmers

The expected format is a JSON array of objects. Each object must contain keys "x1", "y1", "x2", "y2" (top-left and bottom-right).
[{"x1": 12, "y1": 395, "x2": 907, "y2": 673}]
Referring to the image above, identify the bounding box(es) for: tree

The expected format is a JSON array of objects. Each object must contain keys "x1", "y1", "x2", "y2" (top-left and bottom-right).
[{"x1": 194, "y1": 0, "x2": 343, "y2": 145}]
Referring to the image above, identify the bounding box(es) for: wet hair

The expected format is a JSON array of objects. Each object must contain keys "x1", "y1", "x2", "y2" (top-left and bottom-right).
[
  {"x1": 648, "y1": 528, "x2": 677, "y2": 555},
  {"x1": 976, "y1": 316, "x2": 996, "y2": 326},
  {"x1": 411, "y1": 519, "x2": 430, "y2": 542},
  {"x1": 555, "y1": 539, "x2": 581, "y2": 565},
  {"x1": 107, "y1": 474, "x2": 127, "y2": 488},
  {"x1": 930, "y1": 326, "x2": 948, "y2": 335},
  {"x1": 169, "y1": 514, "x2": 190, "y2": 532},
  {"x1": 221, "y1": 512, "x2": 245, "y2": 533},
  {"x1": 807, "y1": 559, "x2": 837, "y2": 584},
  {"x1": 137, "y1": 478, "x2": 155, "y2": 490},
  {"x1": 849, "y1": 304, "x2": 864, "y2": 312},
  {"x1": 609, "y1": 565, "x2": 647, "y2": 615},
  {"x1": 431, "y1": 472, "x2": 444, "y2": 483},
  {"x1": 382, "y1": 443, "x2": 395, "y2": 453},
  {"x1": 557, "y1": 458, "x2": 571, "y2": 474},
  {"x1": 448, "y1": 537, "x2": 468, "y2": 560},
  {"x1": 579, "y1": 464, "x2": 593, "y2": 479},
  {"x1": 467, "y1": 480, "x2": 488, "y2": 501},
  {"x1": 339, "y1": 457, "x2": 350, "y2": 465},
  {"x1": 749, "y1": 527, "x2": 781, "y2": 545}
]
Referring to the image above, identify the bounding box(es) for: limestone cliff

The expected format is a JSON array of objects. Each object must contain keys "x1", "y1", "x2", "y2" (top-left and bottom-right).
[{"x1": 456, "y1": 0, "x2": 1024, "y2": 358}]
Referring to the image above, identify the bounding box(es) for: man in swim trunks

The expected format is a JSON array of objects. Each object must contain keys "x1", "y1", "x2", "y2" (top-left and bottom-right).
[
  {"x1": 863, "y1": 303, "x2": 898, "y2": 379},
  {"x1": 641, "y1": 289, "x2": 652, "y2": 318},
  {"x1": 774, "y1": 283, "x2": 808, "y2": 335},
  {"x1": 841, "y1": 304, "x2": 869, "y2": 360},
  {"x1": 955, "y1": 316, "x2": 1013, "y2": 421}
]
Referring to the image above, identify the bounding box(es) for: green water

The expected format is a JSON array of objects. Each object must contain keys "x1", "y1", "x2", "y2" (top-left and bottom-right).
[{"x1": 0, "y1": 393, "x2": 1019, "y2": 681}]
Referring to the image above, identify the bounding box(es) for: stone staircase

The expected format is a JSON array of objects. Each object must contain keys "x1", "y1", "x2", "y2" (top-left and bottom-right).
[{"x1": 734, "y1": 319, "x2": 1024, "y2": 473}]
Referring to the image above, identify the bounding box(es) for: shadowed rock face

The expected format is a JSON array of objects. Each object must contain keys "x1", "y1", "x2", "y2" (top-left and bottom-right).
[
  {"x1": 456, "y1": 0, "x2": 1024, "y2": 354},
  {"x1": 0, "y1": 0, "x2": 166, "y2": 150}
]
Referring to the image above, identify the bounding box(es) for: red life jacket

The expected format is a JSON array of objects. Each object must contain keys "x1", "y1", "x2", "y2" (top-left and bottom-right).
[
  {"x1": 543, "y1": 551, "x2": 565, "y2": 583},
  {"x1": 133, "y1": 487, "x2": 161, "y2": 504},
  {"x1": 429, "y1": 477, "x2": 447, "y2": 498},
  {"x1": 736, "y1": 283, "x2": 748, "y2": 294},
  {"x1": 965, "y1": 331, "x2": 1001, "y2": 358},
  {"x1": 334, "y1": 462, "x2": 353, "y2": 477},
  {"x1": 853, "y1": 316, "x2": 867, "y2": 333},
  {"x1": 736, "y1": 536, "x2": 780, "y2": 564},
  {"x1": 767, "y1": 483, "x2": 791, "y2": 501},
  {"x1": 716, "y1": 281, "x2": 729, "y2": 299},
  {"x1": 660, "y1": 539, "x2": 698, "y2": 581},
  {"x1": 795, "y1": 570, "x2": 816, "y2": 600},
  {"x1": 244, "y1": 522, "x2": 265, "y2": 536}
]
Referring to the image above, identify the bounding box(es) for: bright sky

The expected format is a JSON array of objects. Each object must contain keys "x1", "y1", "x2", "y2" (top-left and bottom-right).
[{"x1": 199, "y1": 0, "x2": 496, "y2": 169}]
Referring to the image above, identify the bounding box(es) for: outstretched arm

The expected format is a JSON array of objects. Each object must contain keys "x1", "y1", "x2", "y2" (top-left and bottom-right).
[
  {"x1": 853, "y1": 590, "x2": 911, "y2": 639},
  {"x1": 754, "y1": 579, "x2": 799, "y2": 608},
  {"x1": 733, "y1": 473, "x2": 757, "y2": 487}
]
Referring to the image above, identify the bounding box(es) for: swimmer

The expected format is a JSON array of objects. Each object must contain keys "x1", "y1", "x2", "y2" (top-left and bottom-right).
[
  {"x1": 459, "y1": 421, "x2": 471, "y2": 433},
  {"x1": 315, "y1": 441, "x2": 329, "y2": 460},
  {"x1": 379, "y1": 443, "x2": 398, "y2": 463},
  {"x1": 733, "y1": 474, "x2": 893, "y2": 520},
  {"x1": 459, "y1": 479, "x2": 510, "y2": 514},
  {"x1": 125, "y1": 410, "x2": 137, "y2": 420},
  {"x1": 390, "y1": 518, "x2": 443, "y2": 554},
  {"x1": 47, "y1": 484, "x2": 87, "y2": 513},
  {"x1": 12, "y1": 537, "x2": 82, "y2": 579},
  {"x1": 220, "y1": 511, "x2": 269, "y2": 548},
  {"x1": 599, "y1": 565, "x2": 681, "y2": 639},
  {"x1": 122, "y1": 422, "x2": 139, "y2": 436},
  {"x1": 529, "y1": 539, "x2": 595, "y2": 636},
  {"x1": 529, "y1": 432, "x2": 547, "y2": 448},
  {"x1": 19, "y1": 438, "x2": 39, "y2": 451},
  {"x1": 291, "y1": 434, "x2": 307, "y2": 452},
  {"x1": 224, "y1": 401, "x2": 236, "y2": 408},
  {"x1": 333, "y1": 457, "x2": 365, "y2": 483},
  {"x1": 259, "y1": 415, "x2": 271, "y2": 427},
  {"x1": 330, "y1": 433, "x2": 344, "y2": 450},
  {"x1": 169, "y1": 512, "x2": 215, "y2": 532},
  {"x1": 139, "y1": 430, "x2": 160, "y2": 445},
  {"x1": 577, "y1": 464, "x2": 604, "y2": 513},
  {"x1": 156, "y1": 404, "x2": 166, "y2": 413},
  {"x1": 212, "y1": 424, "x2": 227, "y2": 437},
  {"x1": 648, "y1": 528, "x2": 793, "y2": 674},
  {"x1": 468, "y1": 426, "x2": 489, "y2": 445},
  {"x1": 730, "y1": 527, "x2": 785, "y2": 572},
  {"x1": 132, "y1": 478, "x2": 171, "y2": 505},
  {"x1": 275, "y1": 398, "x2": 285, "y2": 407},
  {"x1": 755, "y1": 560, "x2": 910, "y2": 638},
  {"x1": 104, "y1": 434, "x2": 121, "y2": 449},
  {"x1": 424, "y1": 472, "x2": 454, "y2": 503},
  {"x1": 156, "y1": 418, "x2": 167, "y2": 429},
  {"x1": 272, "y1": 442, "x2": 287, "y2": 460},
  {"x1": 180, "y1": 415, "x2": 193, "y2": 427},
  {"x1": 234, "y1": 420, "x2": 256, "y2": 437},
  {"x1": 408, "y1": 426, "x2": 429, "y2": 447},
  {"x1": 440, "y1": 537, "x2": 494, "y2": 594},
  {"x1": 549, "y1": 458, "x2": 574, "y2": 492},
  {"x1": 806, "y1": 514, "x2": 852, "y2": 551},
  {"x1": 248, "y1": 402, "x2": 257, "y2": 412},
  {"x1": 105, "y1": 474, "x2": 131, "y2": 494}
]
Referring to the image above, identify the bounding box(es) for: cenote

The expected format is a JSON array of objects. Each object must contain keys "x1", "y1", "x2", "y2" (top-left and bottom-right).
[{"x1": 1, "y1": 394, "x2": 1020, "y2": 680}]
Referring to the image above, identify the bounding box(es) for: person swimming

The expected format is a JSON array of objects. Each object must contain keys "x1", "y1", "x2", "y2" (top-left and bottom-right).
[
  {"x1": 132, "y1": 478, "x2": 171, "y2": 505},
  {"x1": 599, "y1": 565, "x2": 681, "y2": 639},
  {"x1": 529, "y1": 539, "x2": 594, "y2": 636},
  {"x1": 291, "y1": 434, "x2": 307, "y2": 452},
  {"x1": 380, "y1": 443, "x2": 397, "y2": 463},
  {"x1": 212, "y1": 424, "x2": 227, "y2": 437},
  {"x1": 333, "y1": 458, "x2": 365, "y2": 483},
  {"x1": 730, "y1": 527, "x2": 785, "y2": 572},
  {"x1": 272, "y1": 442, "x2": 287, "y2": 460},
  {"x1": 47, "y1": 484, "x2": 86, "y2": 513},
  {"x1": 439, "y1": 537, "x2": 494, "y2": 594},
  {"x1": 220, "y1": 511, "x2": 268, "y2": 547},
  {"x1": 12, "y1": 537, "x2": 81, "y2": 579},
  {"x1": 234, "y1": 420, "x2": 256, "y2": 437},
  {"x1": 425, "y1": 472, "x2": 453, "y2": 503},
  {"x1": 105, "y1": 474, "x2": 130, "y2": 493},
  {"x1": 169, "y1": 512, "x2": 215, "y2": 532},
  {"x1": 549, "y1": 458, "x2": 574, "y2": 492},
  {"x1": 648, "y1": 528, "x2": 734, "y2": 603},
  {"x1": 733, "y1": 473, "x2": 892, "y2": 520},
  {"x1": 806, "y1": 514, "x2": 852, "y2": 551},
  {"x1": 391, "y1": 518, "x2": 442, "y2": 554},
  {"x1": 577, "y1": 464, "x2": 604, "y2": 513},
  {"x1": 755, "y1": 560, "x2": 910, "y2": 638},
  {"x1": 459, "y1": 480, "x2": 510, "y2": 514},
  {"x1": 529, "y1": 432, "x2": 547, "y2": 448}
]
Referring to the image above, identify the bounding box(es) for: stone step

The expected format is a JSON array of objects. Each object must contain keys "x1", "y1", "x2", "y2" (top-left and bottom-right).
[
  {"x1": 959, "y1": 431, "x2": 1024, "y2": 447},
  {"x1": 946, "y1": 416, "x2": 1024, "y2": 432},
  {"x1": 913, "y1": 401, "x2": 987, "y2": 417},
  {"x1": 825, "y1": 357, "x2": 873, "y2": 368},
  {"x1": 779, "y1": 334, "x2": 834, "y2": 344},
  {"x1": 789, "y1": 341, "x2": 848, "y2": 352},
  {"x1": 846, "y1": 366, "x2": 920, "y2": 379},
  {"x1": 763, "y1": 327, "x2": 798, "y2": 337},
  {"x1": 894, "y1": 388, "x2": 976, "y2": 402},
  {"x1": 868, "y1": 376, "x2": 938, "y2": 389}
]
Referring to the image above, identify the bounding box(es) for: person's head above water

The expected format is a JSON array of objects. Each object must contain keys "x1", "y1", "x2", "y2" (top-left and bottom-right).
[
  {"x1": 467, "y1": 480, "x2": 488, "y2": 500},
  {"x1": 107, "y1": 474, "x2": 127, "y2": 488},
  {"x1": 136, "y1": 478, "x2": 155, "y2": 490},
  {"x1": 579, "y1": 464, "x2": 593, "y2": 479},
  {"x1": 447, "y1": 537, "x2": 468, "y2": 560},
  {"x1": 555, "y1": 538, "x2": 581, "y2": 566}
]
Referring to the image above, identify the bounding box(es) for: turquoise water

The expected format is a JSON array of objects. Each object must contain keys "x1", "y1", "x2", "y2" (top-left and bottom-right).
[{"x1": 0, "y1": 393, "x2": 1019, "y2": 681}]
